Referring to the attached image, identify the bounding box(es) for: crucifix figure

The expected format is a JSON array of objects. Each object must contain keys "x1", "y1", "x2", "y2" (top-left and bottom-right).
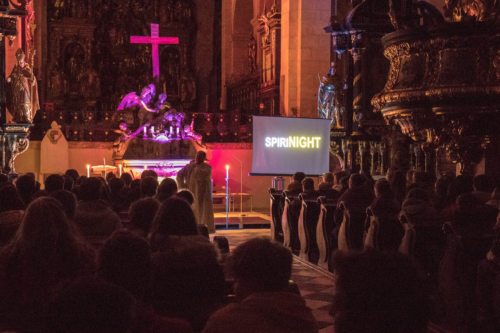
[{"x1": 130, "y1": 23, "x2": 180, "y2": 79}]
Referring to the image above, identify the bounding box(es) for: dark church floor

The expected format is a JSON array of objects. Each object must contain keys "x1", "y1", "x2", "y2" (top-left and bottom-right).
[{"x1": 213, "y1": 229, "x2": 335, "y2": 332}]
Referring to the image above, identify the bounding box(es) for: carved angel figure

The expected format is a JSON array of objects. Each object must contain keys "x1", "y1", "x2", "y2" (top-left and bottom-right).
[
  {"x1": 7, "y1": 49, "x2": 40, "y2": 123},
  {"x1": 117, "y1": 83, "x2": 157, "y2": 112}
]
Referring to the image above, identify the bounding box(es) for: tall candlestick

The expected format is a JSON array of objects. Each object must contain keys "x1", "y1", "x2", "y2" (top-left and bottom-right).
[{"x1": 225, "y1": 164, "x2": 230, "y2": 229}]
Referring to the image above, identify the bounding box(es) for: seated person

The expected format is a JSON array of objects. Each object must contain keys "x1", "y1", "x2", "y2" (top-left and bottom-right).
[
  {"x1": 301, "y1": 177, "x2": 319, "y2": 198},
  {"x1": 318, "y1": 172, "x2": 334, "y2": 192},
  {"x1": 287, "y1": 172, "x2": 306, "y2": 195},
  {"x1": 203, "y1": 237, "x2": 317, "y2": 333},
  {"x1": 47, "y1": 278, "x2": 136, "y2": 333},
  {"x1": 331, "y1": 250, "x2": 430, "y2": 333}
]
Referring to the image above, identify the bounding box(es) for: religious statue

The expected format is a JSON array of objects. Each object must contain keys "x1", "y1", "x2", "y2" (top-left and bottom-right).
[
  {"x1": 64, "y1": 44, "x2": 85, "y2": 96},
  {"x1": 248, "y1": 33, "x2": 258, "y2": 74},
  {"x1": 317, "y1": 62, "x2": 343, "y2": 128},
  {"x1": 115, "y1": 82, "x2": 201, "y2": 146},
  {"x1": 81, "y1": 63, "x2": 100, "y2": 99},
  {"x1": 180, "y1": 70, "x2": 196, "y2": 104},
  {"x1": 113, "y1": 121, "x2": 148, "y2": 159},
  {"x1": 51, "y1": 0, "x2": 65, "y2": 20},
  {"x1": 163, "y1": 108, "x2": 185, "y2": 137},
  {"x1": 6, "y1": 49, "x2": 40, "y2": 123},
  {"x1": 49, "y1": 62, "x2": 63, "y2": 98}
]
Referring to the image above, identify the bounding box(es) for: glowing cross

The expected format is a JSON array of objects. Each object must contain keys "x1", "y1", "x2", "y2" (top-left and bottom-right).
[{"x1": 130, "y1": 23, "x2": 180, "y2": 79}]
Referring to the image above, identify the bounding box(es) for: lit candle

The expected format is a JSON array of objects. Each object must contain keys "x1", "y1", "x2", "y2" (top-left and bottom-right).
[
  {"x1": 118, "y1": 164, "x2": 123, "y2": 177},
  {"x1": 169, "y1": 126, "x2": 173, "y2": 135},
  {"x1": 143, "y1": 126, "x2": 147, "y2": 137},
  {"x1": 86, "y1": 164, "x2": 90, "y2": 178},
  {"x1": 225, "y1": 164, "x2": 230, "y2": 180}
]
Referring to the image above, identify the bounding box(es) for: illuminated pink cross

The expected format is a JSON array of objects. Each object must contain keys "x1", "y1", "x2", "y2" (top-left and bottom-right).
[{"x1": 130, "y1": 23, "x2": 180, "y2": 79}]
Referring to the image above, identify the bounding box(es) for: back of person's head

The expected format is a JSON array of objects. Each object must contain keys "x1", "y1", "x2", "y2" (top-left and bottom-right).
[
  {"x1": 456, "y1": 193, "x2": 480, "y2": 212},
  {"x1": 140, "y1": 176, "x2": 158, "y2": 197},
  {"x1": 332, "y1": 250, "x2": 429, "y2": 333},
  {"x1": 130, "y1": 178, "x2": 141, "y2": 191},
  {"x1": 292, "y1": 172, "x2": 306, "y2": 183},
  {"x1": 413, "y1": 171, "x2": 427, "y2": 186},
  {"x1": 75, "y1": 175, "x2": 87, "y2": 186},
  {"x1": 195, "y1": 150, "x2": 208, "y2": 164},
  {"x1": 156, "y1": 178, "x2": 178, "y2": 202},
  {"x1": 50, "y1": 190, "x2": 77, "y2": 220},
  {"x1": 0, "y1": 183, "x2": 25, "y2": 213},
  {"x1": 405, "y1": 187, "x2": 429, "y2": 202},
  {"x1": 108, "y1": 177, "x2": 125, "y2": 195},
  {"x1": 323, "y1": 172, "x2": 334, "y2": 184},
  {"x1": 435, "y1": 175, "x2": 453, "y2": 197},
  {"x1": 8, "y1": 197, "x2": 90, "y2": 273},
  {"x1": 128, "y1": 197, "x2": 160, "y2": 235},
  {"x1": 64, "y1": 169, "x2": 79, "y2": 182},
  {"x1": 447, "y1": 174, "x2": 474, "y2": 203},
  {"x1": 44, "y1": 174, "x2": 65, "y2": 193},
  {"x1": 79, "y1": 177, "x2": 103, "y2": 201},
  {"x1": 340, "y1": 175, "x2": 349, "y2": 189},
  {"x1": 213, "y1": 236, "x2": 229, "y2": 254},
  {"x1": 473, "y1": 174, "x2": 493, "y2": 192},
  {"x1": 98, "y1": 231, "x2": 151, "y2": 299},
  {"x1": 63, "y1": 175, "x2": 74, "y2": 191},
  {"x1": 374, "y1": 179, "x2": 392, "y2": 198},
  {"x1": 48, "y1": 278, "x2": 136, "y2": 333},
  {"x1": 390, "y1": 170, "x2": 406, "y2": 191},
  {"x1": 141, "y1": 169, "x2": 158, "y2": 180},
  {"x1": 302, "y1": 177, "x2": 315, "y2": 192},
  {"x1": 127, "y1": 179, "x2": 142, "y2": 203},
  {"x1": 334, "y1": 171, "x2": 346, "y2": 185},
  {"x1": 120, "y1": 173, "x2": 133, "y2": 187},
  {"x1": 348, "y1": 173, "x2": 366, "y2": 189},
  {"x1": 176, "y1": 189, "x2": 194, "y2": 205},
  {"x1": 15, "y1": 174, "x2": 36, "y2": 205},
  {"x1": 150, "y1": 238, "x2": 225, "y2": 330},
  {"x1": 150, "y1": 197, "x2": 198, "y2": 237},
  {"x1": 406, "y1": 169, "x2": 416, "y2": 185},
  {"x1": 228, "y1": 237, "x2": 292, "y2": 297},
  {"x1": 105, "y1": 172, "x2": 116, "y2": 183}
]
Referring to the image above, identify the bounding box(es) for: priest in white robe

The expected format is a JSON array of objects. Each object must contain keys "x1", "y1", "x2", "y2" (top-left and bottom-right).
[{"x1": 188, "y1": 151, "x2": 215, "y2": 233}]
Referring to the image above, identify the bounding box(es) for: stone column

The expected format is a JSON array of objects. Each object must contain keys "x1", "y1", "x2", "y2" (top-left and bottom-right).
[
  {"x1": 379, "y1": 143, "x2": 386, "y2": 176},
  {"x1": 350, "y1": 31, "x2": 364, "y2": 131}
]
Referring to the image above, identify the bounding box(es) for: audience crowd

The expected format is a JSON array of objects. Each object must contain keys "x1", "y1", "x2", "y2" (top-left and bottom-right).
[{"x1": 0, "y1": 167, "x2": 499, "y2": 332}]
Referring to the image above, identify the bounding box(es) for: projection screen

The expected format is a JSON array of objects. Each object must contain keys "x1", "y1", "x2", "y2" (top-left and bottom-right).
[{"x1": 251, "y1": 116, "x2": 331, "y2": 175}]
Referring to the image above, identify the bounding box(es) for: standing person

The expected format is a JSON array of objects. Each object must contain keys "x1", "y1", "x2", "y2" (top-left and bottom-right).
[
  {"x1": 176, "y1": 159, "x2": 194, "y2": 189},
  {"x1": 189, "y1": 151, "x2": 215, "y2": 233}
]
